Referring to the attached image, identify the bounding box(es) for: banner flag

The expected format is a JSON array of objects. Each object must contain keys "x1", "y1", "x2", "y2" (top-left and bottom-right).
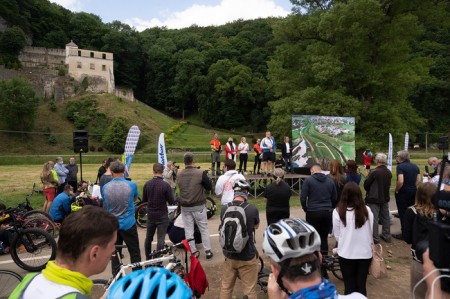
[
  {"x1": 388, "y1": 133, "x2": 393, "y2": 171},
  {"x1": 158, "y1": 133, "x2": 167, "y2": 169},
  {"x1": 123, "y1": 125, "x2": 140, "y2": 177},
  {"x1": 404, "y1": 132, "x2": 409, "y2": 151}
]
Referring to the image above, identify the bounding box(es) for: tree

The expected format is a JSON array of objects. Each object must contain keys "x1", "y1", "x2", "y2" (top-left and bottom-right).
[
  {"x1": 0, "y1": 26, "x2": 27, "y2": 67},
  {"x1": 102, "y1": 117, "x2": 128, "y2": 154},
  {"x1": 0, "y1": 78, "x2": 40, "y2": 133},
  {"x1": 268, "y1": 0, "x2": 430, "y2": 149}
]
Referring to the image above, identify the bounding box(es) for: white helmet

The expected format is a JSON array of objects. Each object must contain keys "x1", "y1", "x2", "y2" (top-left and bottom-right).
[
  {"x1": 262, "y1": 218, "x2": 321, "y2": 263},
  {"x1": 233, "y1": 179, "x2": 251, "y2": 192}
]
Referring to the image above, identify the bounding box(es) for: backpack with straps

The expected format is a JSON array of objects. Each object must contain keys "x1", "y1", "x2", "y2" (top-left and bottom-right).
[
  {"x1": 182, "y1": 239, "x2": 209, "y2": 297},
  {"x1": 219, "y1": 201, "x2": 249, "y2": 254}
]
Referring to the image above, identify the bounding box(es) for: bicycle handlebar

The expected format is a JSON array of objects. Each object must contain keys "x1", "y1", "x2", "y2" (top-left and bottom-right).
[{"x1": 147, "y1": 238, "x2": 194, "y2": 259}]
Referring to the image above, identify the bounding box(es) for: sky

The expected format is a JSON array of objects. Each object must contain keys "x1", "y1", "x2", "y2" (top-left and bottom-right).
[{"x1": 49, "y1": 0, "x2": 293, "y2": 31}]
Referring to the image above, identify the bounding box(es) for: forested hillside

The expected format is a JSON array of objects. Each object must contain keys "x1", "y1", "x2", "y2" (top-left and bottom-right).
[{"x1": 0, "y1": 0, "x2": 448, "y2": 149}]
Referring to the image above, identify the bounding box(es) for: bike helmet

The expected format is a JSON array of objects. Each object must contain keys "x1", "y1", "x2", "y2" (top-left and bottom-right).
[
  {"x1": 233, "y1": 179, "x2": 251, "y2": 192},
  {"x1": 262, "y1": 218, "x2": 321, "y2": 263},
  {"x1": 107, "y1": 267, "x2": 192, "y2": 299}
]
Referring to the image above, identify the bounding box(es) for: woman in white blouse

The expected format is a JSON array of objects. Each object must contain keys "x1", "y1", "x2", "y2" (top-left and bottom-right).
[
  {"x1": 237, "y1": 136, "x2": 249, "y2": 174},
  {"x1": 333, "y1": 182, "x2": 374, "y2": 296}
]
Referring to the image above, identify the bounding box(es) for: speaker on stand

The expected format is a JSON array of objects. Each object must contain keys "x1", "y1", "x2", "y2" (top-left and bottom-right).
[{"x1": 73, "y1": 130, "x2": 88, "y2": 181}]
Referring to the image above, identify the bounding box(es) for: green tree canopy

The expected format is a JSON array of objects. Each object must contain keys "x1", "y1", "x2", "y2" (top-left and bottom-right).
[
  {"x1": 0, "y1": 77, "x2": 40, "y2": 133},
  {"x1": 102, "y1": 117, "x2": 128, "y2": 154}
]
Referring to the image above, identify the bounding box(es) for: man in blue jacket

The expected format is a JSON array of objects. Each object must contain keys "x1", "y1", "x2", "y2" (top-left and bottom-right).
[
  {"x1": 300, "y1": 164, "x2": 337, "y2": 255},
  {"x1": 49, "y1": 184, "x2": 74, "y2": 223}
]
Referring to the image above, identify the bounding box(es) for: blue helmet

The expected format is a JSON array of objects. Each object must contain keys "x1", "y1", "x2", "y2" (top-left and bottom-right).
[{"x1": 107, "y1": 267, "x2": 192, "y2": 299}]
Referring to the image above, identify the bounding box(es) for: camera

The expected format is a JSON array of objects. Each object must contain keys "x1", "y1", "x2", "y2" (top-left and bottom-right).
[{"x1": 172, "y1": 162, "x2": 180, "y2": 169}]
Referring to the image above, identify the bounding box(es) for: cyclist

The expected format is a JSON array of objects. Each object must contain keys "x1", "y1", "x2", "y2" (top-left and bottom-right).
[
  {"x1": 107, "y1": 267, "x2": 192, "y2": 298},
  {"x1": 9, "y1": 205, "x2": 118, "y2": 299},
  {"x1": 262, "y1": 218, "x2": 366, "y2": 299}
]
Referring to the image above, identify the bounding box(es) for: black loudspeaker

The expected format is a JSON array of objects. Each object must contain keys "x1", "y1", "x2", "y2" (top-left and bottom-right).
[{"x1": 73, "y1": 130, "x2": 89, "y2": 153}]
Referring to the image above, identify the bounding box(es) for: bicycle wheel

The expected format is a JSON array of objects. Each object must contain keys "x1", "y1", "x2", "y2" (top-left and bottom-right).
[
  {"x1": 10, "y1": 228, "x2": 57, "y2": 272},
  {"x1": 0, "y1": 270, "x2": 22, "y2": 298},
  {"x1": 23, "y1": 210, "x2": 54, "y2": 222},
  {"x1": 22, "y1": 217, "x2": 57, "y2": 237},
  {"x1": 206, "y1": 197, "x2": 217, "y2": 219},
  {"x1": 91, "y1": 279, "x2": 109, "y2": 299},
  {"x1": 256, "y1": 273, "x2": 269, "y2": 294},
  {"x1": 135, "y1": 202, "x2": 148, "y2": 228},
  {"x1": 331, "y1": 256, "x2": 343, "y2": 280}
]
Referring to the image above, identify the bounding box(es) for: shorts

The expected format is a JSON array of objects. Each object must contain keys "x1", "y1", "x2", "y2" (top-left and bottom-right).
[
  {"x1": 211, "y1": 151, "x2": 220, "y2": 163},
  {"x1": 365, "y1": 165, "x2": 370, "y2": 170},
  {"x1": 262, "y1": 152, "x2": 271, "y2": 162},
  {"x1": 44, "y1": 187, "x2": 56, "y2": 202}
]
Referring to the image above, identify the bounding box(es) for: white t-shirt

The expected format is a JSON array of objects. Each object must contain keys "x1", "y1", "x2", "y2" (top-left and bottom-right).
[
  {"x1": 285, "y1": 142, "x2": 290, "y2": 154},
  {"x1": 215, "y1": 170, "x2": 246, "y2": 205},
  {"x1": 238, "y1": 142, "x2": 249, "y2": 154},
  {"x1": 333, "y1": 206, "x2": 374, "y2": 259}
]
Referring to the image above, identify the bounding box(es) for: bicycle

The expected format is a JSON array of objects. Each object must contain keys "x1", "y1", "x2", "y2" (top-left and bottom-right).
[
  {"x1": 0, "y1": 270, "x2": 22, "y2": 297},
  {"x1": 322, "y1": 254, "x2": 343, "y2": 280},
  {"x1": 91, "y1": 240, "x2": 191, "y2": 299},
  {"x1": 135, "y1": 196, "x2": 217, "y2": 228},
  {"x1": 1, "y1": 206, "x2": 57, "y2": 271}
]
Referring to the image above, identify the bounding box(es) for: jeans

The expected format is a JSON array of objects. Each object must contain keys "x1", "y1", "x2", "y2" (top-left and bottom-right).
[
  {"x1": 395, "y1": 190, "x2": 416, "y2": 233},
  {"x1": 306, "y1": 210, "x2": 332, "y2": 254},
  {"x1": 367, "y1": 202, "x2": 391, "y2": 243},
  {"x1": 112, "y1": 224, "x2": 141, "y2": 275},
  {"x1": 339, "y1": 256, "x2": 372, "y2": 295},
  {"x1": 283, "y1": 154, "x2": 292, "y2": 172},
  {"x1": 181, "y1": 206, "x2": 211, "y2": 252},
  {"x1": 145, "y1": 216, "x2": 169, "y2": 258},
  {"x1": 239, "y1": 153, "x2": 248, "y2": 173},
  {"x1": 220, "y1": 256, "x2": 259, "y2": 299}
]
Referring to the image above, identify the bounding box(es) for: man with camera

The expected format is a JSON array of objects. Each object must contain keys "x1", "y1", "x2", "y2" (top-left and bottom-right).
[{"x1": 163, "y1": 161, "x2": 178, "y2": 197}]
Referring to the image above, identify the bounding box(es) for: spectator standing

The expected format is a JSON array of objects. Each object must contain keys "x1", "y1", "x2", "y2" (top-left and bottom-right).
[
  {"x1": 66, "y1": 156, "x2": 78, "y2": 191},
  {"x1": 261, "y1": 131, "x2": 276, "y2": 176},
  {"x1": 263, "y1": 218, "x2": 366, "y2": 299},
  {"x1": 238, "y1": 137, "x2": 249, "y2": 174},
  {"x1": 362, "y1": 149, "x2": 373, "y2": 176},
  {"x1": 102, "y1": 160, "x2": 141, "y2": 273},
  {"x1": 252, "y1": 138, "x2": 262, "y2": 174},
  {"x1": 225, "y1": 137, "x2": 237, "y2": 161},
  {"x1": 210, "y1": 133, "x2": 222, "y2": 176},
  {"x1": 329, "y1": 159, "x2": 347, "y2": 204},
  {"x1": 215, "y1": 159, "x2": 245, "y2": 205},
  {"x1": 54, "y1": 156, "x2": 69, "y2": 195},
  {"x1": 402, "y1": 182, "x2": 437, "y2": 299},
  {"x1": 95, "y1": 159, "x2": 107, "y2": 184},
  {"x1": 177, "y1": 152, "x2": 214, "y2": 259},
  {"x1": 9, "y1": 206, "x2": 118, "y2": 299},
  {"x1": 364, "y1": 153, "x2": 392, "y2": 244},
  {"x1": 99, "y1": 158, "x2": 115, "y2": 190},
  {"x1": 281, "y1": 136, "x2": 293, "y2": 173},
  {"x1": 394, "y1": 150, "x2": 420, "y2": 239},
  {"x1": 333, "y1": 183, "x2": 373, "y2": 296},
  {"x1": 219, "y1": 180, "x2": 260, "y2": 299},
  {"x1": 345, "y1": 160, "x2": 361, "y2": 185},
  {"x1": 142, "y1": 163, "x2": 176, "y2": 258},
  {"x1": 319, "y1": 157, "x2": 331, "y2": 175},
  {"x1": 300, "y1": 164, "x2": 337, "y2": 255},
  {"x1": 162, "y1": 161, "x2": 178, "y2": 197},
  {"x1": 49, "y1": 184, "x2": 74, "y2": 223},
  {"x1": 263, "y1": 168, "x2": 291, "y2": 225},
  {"x1": 40, "y1": 161, "x2": 57, "y2": 213}
]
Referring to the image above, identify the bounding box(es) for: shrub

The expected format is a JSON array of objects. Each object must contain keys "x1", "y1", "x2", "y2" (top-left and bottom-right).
[
  {"x1": 102, "y1": 117, "x2": 128, "y2": 154},
  {"x1": 81, "y1": 77, "x2": 89, "y2": 91},
  {"x1": 48, "y1": 99, "x2": 57, "y2": 111},
  {"x1": 89, "y1": 145, "x2": 96, "y2": 152},
  {"x1": 74, "y1": 116, "x2": 89, "y2": 129},
  {"x1": 48, "y1": 135, "x2": 57, "y2": 145},
  {"x1": 97, "y1": 146, "x2": 104, "y2": 152}
]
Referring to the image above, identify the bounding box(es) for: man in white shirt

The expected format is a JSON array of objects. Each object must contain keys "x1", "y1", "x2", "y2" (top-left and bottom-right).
[
  {"x1": 215, "y1": 159, "x2": 245, "y2": 205},
  {"x1": 260, "y1": 131, "x2": 275, "y2": 176}
]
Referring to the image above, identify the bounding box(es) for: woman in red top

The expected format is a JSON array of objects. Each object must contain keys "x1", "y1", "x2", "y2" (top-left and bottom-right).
[{"x1": 253, "y1": 138, "x2": 262, "y2": 174}]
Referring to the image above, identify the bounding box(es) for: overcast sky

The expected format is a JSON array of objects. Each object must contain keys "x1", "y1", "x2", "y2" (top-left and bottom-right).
[{"x1": 49, "y1": 0, "x2": 292, "y2": 31}]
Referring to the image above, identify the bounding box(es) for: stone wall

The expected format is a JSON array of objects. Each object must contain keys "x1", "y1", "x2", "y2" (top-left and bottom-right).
[
  {"x1": 19, "y1": 46, "x2": 65, "y2": 69},
  {"x1": 115, "y1": 87, "x2": 135, "y2": 102}
]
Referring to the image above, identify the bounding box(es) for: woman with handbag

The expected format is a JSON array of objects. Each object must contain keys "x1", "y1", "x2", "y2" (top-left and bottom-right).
[
  {"x1": 333, "y1": 182, "x2": 373, "y2": 295},
  {"x1": 402, "y1": 182, "x2": 437, "y2": 299}
]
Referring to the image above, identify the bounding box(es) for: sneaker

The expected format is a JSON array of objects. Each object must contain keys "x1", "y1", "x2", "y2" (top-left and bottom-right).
[{"x1": 205, "y1": 250, "x2": 213, "y2": 259}]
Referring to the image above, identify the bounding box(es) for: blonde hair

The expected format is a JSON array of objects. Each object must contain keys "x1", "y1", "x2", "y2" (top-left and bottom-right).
[
  {"x1": 413, "y1": 182, "x2": 437, "y2": 219},
  {"x1": 272, "y1": 168, "x2": 285, "y2": 184}
]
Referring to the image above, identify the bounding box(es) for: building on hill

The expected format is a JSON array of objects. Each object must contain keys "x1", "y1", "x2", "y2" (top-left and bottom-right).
[
  {"x1": 65, "y1": 40, "x2": 115, "y2": 93},
  {"x1": 17, "y1": 41, "x2": 115, "y2": 96}
]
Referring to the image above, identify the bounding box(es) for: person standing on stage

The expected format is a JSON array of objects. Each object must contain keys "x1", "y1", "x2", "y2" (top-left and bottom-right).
[{"x1": 210, "y1": 133, "x2": 222, "y2": 176}]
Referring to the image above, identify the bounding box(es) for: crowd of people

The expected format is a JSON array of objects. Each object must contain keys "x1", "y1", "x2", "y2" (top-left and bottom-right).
[{"x1": 6, "y1": 139, "x2": 450, "y2": 298}]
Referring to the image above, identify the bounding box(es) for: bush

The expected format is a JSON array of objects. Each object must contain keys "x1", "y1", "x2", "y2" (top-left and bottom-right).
[
  {"x1": 48, "y1": 99, "x2": 57, "y2": 111},
  {"x1": 81, "y1": 77, "x2": 89, "y2": 91},
  {"x1": 97, "y1": 146, "x2": 104, "y2": 152},
  {"x1": 89, "y1": 145, "x2": 96, "y2": 152},
  {"x1": 102, "y1": 117, "x2": 128, "y2": 154},
  {"x1": 48, "y1": 135, "x2": 57, "y2": 145},
  {"x1": 74, "y1": 116, "x2": 89, "y2": 129},
  {"x1": 58, "y1": 68, "x2": 66, "y2": 76}
]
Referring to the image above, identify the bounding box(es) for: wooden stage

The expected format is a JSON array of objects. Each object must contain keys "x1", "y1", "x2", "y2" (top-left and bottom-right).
[{"x1": 208, "y1": 173, "x2": 310, "y2": 199}]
